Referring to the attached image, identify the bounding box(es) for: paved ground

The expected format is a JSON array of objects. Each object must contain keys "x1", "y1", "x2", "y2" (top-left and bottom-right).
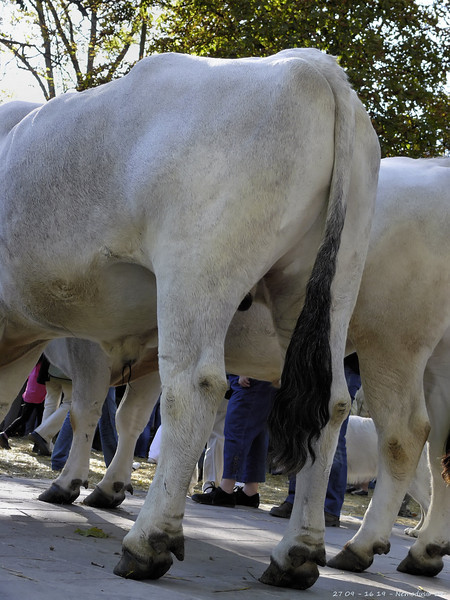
[{"x1": 0, "y1": 475, "x2": 448, "y2": 600}]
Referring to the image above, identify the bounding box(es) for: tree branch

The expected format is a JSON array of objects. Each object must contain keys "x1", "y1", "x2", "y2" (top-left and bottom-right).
[
  {"x1": 0, "y1": 38, "x2": 49, "y2": 100},
  {"x1": 107, "y1": 42, "x2": 132, "y2": 79},
  {"x1": 45, "y1": 0, "x2": 83, "y2": 86},
  {"x1": 35, "y1": 0, "x2": 56, "y2": 97},
  {"x1": 139, "y1": 0, "x2": 149, "y2": 60},
  {"x1": 86, "y1": 7, "x2": 97, "y2": 78}
]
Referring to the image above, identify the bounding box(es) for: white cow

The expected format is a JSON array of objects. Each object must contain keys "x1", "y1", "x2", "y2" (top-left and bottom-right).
[
  {"x1": 0, "y1": 49, "x2": 379, "y2": 590},
  {"x1": 346, "y1": 415, "x2": 431, "y2": 537},
  {"x1": 329, "y1": 157, "x2": 450, "y2": 578},
  {"x1": 40, "y1": 302, "x2": 283, "y2": 506},
  {"x1": 40, "y1": 158, "x2": 450, "y2": 582}
]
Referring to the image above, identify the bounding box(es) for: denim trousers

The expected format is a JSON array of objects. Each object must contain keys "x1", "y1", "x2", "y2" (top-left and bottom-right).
[
  {"x1": 51, "y1": 388, "x2": 118, "y2": 470},
  {"x1": 222, "y1": 376, "x2": 276, "y2": 483}
]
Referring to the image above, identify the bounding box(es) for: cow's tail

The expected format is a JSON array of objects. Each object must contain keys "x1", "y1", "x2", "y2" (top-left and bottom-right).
[
  {"x1": 442, "y1": 431, "x2": 450, "y2": 485},
  {"x1": 269, "y1": 67, "x2": 357, "y2": 475}
]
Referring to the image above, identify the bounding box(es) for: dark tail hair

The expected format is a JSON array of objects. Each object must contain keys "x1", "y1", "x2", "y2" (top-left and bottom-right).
[
  {"x1": 442, "y1": 431, "x2": 450, "y2": 485},
  {"x1": 268, "y1": 59, "x2": 358, "y2": 475},
  {"x1": 268, "y1": 200, "x2": 345, "y2": 474}
]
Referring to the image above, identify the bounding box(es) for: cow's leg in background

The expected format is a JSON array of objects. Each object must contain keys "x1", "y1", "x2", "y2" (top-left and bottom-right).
[
  {"x1": 328, "y1": 348, "x2": 430, "y2": 573},
  {"x1": 403, "y1": 446, "x2": 431, "y2": 538},
  {"x1": 398, "y1": 331, "x2": 450, "y2": 576},
  {"x1": 39, "y1": 338, "x2": 111, "y2": 504},
  {"x1": 84, "y1": 371, "x2": 161, "y2": 508},
  {"x1": 0, "y1": 343, "x2": 46, "y2": 422}
]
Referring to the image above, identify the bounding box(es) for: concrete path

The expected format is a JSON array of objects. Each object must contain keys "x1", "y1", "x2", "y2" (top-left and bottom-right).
[{"x1": 0, "y1": 475, "x2": 448, "y2": 599}]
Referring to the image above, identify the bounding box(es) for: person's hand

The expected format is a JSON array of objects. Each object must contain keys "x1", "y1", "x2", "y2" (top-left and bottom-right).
[{"x1": 238, "y1": 376, "x2": 251, "y2": 387}]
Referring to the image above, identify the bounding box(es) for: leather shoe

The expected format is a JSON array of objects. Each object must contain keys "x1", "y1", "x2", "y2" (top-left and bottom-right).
[
  {"x1": 325, "y1": 511, "x2": 340, "y2": 527},
  {"x1": 0, "y1": 432, "x2": 11, "y2": 449},
  {"x1": 235, "y1": 487, "x2": 259, "y2": 508},
  {"x1": 269, "y1": 501, "x2": 293, "y2": 519},
  {"x1": 191, "y1": 485, "x2": 236, "y2": 507},
  {"x1": 28, "y1": 431, "x2": 51, "y2": 456}
]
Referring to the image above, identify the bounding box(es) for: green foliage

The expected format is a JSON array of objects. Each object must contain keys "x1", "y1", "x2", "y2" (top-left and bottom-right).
[
  {"x1": 0, "y1": 0, "x2": 154, "y2": 99},
  {"x1": 1, "y1": 0, "x2": 447, "y2": 155},
  {"x1": 150, "y1": 0, "x2": 449, "y2": 157}
]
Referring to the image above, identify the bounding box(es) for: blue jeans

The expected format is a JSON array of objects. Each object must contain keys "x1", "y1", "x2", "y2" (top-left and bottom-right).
[
  {"x1": 325, "y1": 414, "x2": 349, "y2": 516},
  {"x1": 222, "y1": 376, "x2": 276, "y2": 483},
  {"x1": 285, "y1": 414, "x2": 349, "y2": 516},
  {"x1": 134, "y1": 398, "x2": 161, "y2": 458},
  {"x1": 52, "y1": 388, "x2": 118, "y2": 470}
]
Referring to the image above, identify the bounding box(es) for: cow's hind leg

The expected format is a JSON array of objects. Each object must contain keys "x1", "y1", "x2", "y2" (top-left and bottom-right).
[
  {"x1": 397, "y1": 340, "x2": 450, "y2": 576},
  {"x1": 113, "y1": 283, "x2": 236, "y2": 581},
  {"x1": 261, "y1": 411, "x2": 349, "y2": 589},
  {"x1": 259, "y1": 269, "x2": 353, "y2": 589},
  {"x1": 328, "y1": 351, "x2": 430, "y2": 573},
  {"x1": 84, "y1": 372, "x2": 161, "y2": 508}
]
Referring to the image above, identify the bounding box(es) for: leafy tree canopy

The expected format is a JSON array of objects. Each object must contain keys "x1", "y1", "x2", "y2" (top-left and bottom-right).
[
  {"x1": 1, "y1": 1, "x2": 448, "y2": 156},
  {"x1": 150, "y1": 0, "x2": 449, "y2": 156},
  {"x1": 0, "y1": 0, "x2": 153, "y2": 99}
]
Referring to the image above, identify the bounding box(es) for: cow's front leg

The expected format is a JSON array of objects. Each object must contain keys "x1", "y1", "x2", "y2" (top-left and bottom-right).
[
  {"x1": 85, "y1": 372, "x2": 161, "y2": 508},
  {"x1": 260, "y1": 383, "x2": 350, "y2": 589},
  {"x1": 113, "y1": 361, "x2": 227, "y2": 580}
]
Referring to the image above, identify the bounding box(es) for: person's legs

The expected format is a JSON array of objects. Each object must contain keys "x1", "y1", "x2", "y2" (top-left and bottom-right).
[
  {"x1": 40, "y1": 378, "x2": 63, "y2": 423},
  {"x1": 324, "y1": 415, "x2": 350, "y2": 525},
  {"x1": 0, "y1": 403, "x2": 36, "y2": 448},
  {"x1": 232, "y1": 427, "x2": 270, "y2": 507},
  {"x1": 269, "y1": 474, "x2": 296, "y2": 518},
  {"x1": 202, "y1": 395, "x2": 228, "y2": 491},
  {"x1": 98, "y1": 388, "x2": 118, "y2": 467},
  {"x1": 193, "y1": 378, "x2": 275, "y2": 507},
  {"x1": 51, "y1": 410, "x2": 73, "y2": 470},
  {"x1": 134, "y1": 419, "x2": 152, "y2": 458},
  {"x1": 32, "y1": 379, "x2": 72, "y2": 450}
]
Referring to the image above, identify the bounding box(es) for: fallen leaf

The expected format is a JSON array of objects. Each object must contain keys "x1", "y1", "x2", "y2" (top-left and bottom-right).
[{"x1": 74, "y1": 527, "x2": 109, "y2": 538}]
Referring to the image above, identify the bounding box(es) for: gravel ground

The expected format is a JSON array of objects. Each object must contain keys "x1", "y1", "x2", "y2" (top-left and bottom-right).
[{"x1": 0, "y1": 435, "x2": 421, "y2": 528}]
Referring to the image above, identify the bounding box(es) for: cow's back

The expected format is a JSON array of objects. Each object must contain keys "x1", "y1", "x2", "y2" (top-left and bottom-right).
[
  {"x1": 0, "y1": 50, "x2": 362, "y2": 343},
  {"x1": 350, "y1": 157, "x2": 450, "y2": 354}
]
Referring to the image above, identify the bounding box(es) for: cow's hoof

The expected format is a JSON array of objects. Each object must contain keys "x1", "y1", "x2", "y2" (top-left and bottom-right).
[
  {"x1": 38, "y1": 480, "x2": 84, "y2": 504},
  {"x1": 260, "y1": 557, "x2": 320, "y2": 590},
  {"x1": 260, "y1": 545, "x2": 325, "y2": 590},
  {"x1": 404, "y1": 527, "x2": 420, "y2": 538},
  {"x1": 328, "y1": 546, "x2": 373, "y2": 572},
  {"x1": 114, "y1": 533, "x2": 184, "y2": 581},
  {"x1": 114, "y1": 548, "x2": 173, "y2": 580},
  {"x1": 397, "y1": 546, "x2": 447, "y2": 577},
  {"x1": 84, "y1": 483, "x2": 132, "y2": 508}
]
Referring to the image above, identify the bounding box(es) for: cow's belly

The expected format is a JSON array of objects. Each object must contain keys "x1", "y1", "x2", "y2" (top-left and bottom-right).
[{"x1": 22, "y1": 261, "x2": 158, "y2": 357}]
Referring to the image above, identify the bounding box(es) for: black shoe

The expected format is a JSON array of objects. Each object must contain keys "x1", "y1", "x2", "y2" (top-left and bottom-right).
[
  {"x1": 235, "y1": 487, "x2": 260, "y2": 508},
  {"x1": 191, "y1": 485, "x2": 236, "y2": 507},
  {"x1": 269, "y1": 501, "x2": 293, "y2": 519},
  {"x1": 0, "y1": 432, "x2": 11, "y2": 450},
  {"x1": 28, "y1": 431, "x2": 51, "y2": 456},
  {"x1": 351, "y1": 489, "x2": 368, "y2": 496},
  {"x1": 325, "y1": 511, "x2": 340, "y2": 527}
]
